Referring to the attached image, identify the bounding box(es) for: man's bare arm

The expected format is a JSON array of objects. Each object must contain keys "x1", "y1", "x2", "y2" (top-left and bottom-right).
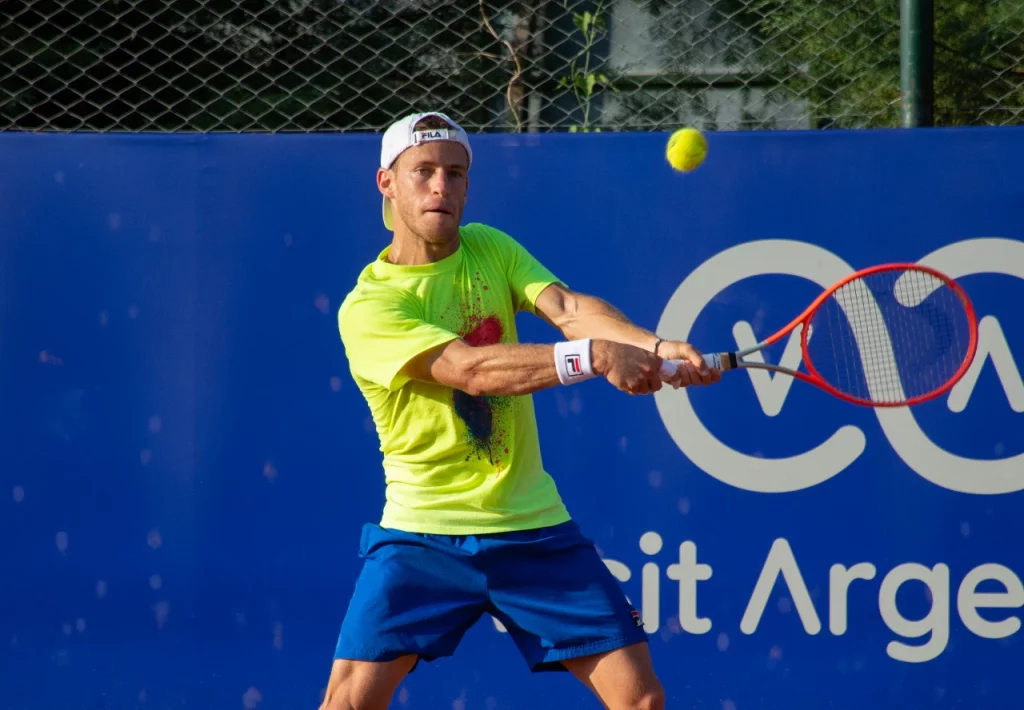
[
  {"x1": 401, "y1": 337, "x2": 666, "y2": 397},
  {"x1": 533, "y1": 282, "x2": 659, "y2": 351},
  {"x1": 532, "y1": 282, "x2": 717, "y2": 387},
  {"x1": 403, "y1": 339, "x2": 561, "y2": 396}
]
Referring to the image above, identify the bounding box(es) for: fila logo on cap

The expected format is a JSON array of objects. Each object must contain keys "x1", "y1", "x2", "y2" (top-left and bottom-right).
[{"x1": 413, "y1": 129, "x2": 450, "y2": 143}]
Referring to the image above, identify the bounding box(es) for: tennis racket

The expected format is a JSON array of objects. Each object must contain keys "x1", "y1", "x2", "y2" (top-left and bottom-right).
[{"x1": 659, "y1": 263, "x2": 979, "y2": 407}]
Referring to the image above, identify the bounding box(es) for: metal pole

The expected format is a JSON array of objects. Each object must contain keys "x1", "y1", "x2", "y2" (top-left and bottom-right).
[{"x1": 901, "y1": 0, "x2": 935, "y2": 127}]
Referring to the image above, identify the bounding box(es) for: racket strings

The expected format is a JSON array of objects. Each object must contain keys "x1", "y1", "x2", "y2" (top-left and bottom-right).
[{"x1": 808, "y1": 268, "x2": 971, "y2": 405}]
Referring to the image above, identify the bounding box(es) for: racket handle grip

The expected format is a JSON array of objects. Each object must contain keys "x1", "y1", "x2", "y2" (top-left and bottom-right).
[
  {"x1": 658, "y1": 353, "x2": 722, "y2": 377},
  {"x1": 659, "y1": 360, "x2": 678, "y2": 377}
]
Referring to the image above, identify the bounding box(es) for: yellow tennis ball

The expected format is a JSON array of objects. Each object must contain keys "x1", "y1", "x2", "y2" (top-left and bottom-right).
[{"x1": 666, "y1": 127, "x2": 707, "y2": 172}]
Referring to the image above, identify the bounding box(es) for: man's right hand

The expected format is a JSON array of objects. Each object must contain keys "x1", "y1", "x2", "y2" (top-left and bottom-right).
[{"x1": 591, "y1": 340, "x2": 665, "y2": 395}]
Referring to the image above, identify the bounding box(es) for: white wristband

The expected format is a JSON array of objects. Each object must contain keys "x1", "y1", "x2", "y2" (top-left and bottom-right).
[{"x1": 554, "y1": 339, "x2": 596, "y2": 385}]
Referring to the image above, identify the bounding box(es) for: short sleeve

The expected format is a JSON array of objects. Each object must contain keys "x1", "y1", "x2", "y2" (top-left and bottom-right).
[
  {"x1": 338, "y1": 291, "x2": 459, "y2": 391},
  {"x1": 473, "y1": 224, "x2": 564, "y2": 314}
]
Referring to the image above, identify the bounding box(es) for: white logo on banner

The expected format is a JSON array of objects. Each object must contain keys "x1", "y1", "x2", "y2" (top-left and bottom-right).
[{"x1": 653, "y1": 238, "x2": 1024, "y2": 495}]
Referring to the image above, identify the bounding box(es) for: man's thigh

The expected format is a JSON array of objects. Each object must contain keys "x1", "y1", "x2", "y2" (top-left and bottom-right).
[
  {"x1": 483, "y1": 520, "x2": 648, "y2": 672},
  {"x1": 319, "y1": 655, "x2": 417, "y2": 710},
  {"x1": 562, "y1": 642, "x2": 665, "y2": 710},
  {"x1": 335, "y1": 524, "x2": 488, "y2": 665}
]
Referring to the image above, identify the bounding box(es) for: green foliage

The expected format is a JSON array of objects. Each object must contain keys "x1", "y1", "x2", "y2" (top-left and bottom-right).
[
  {"x1": 931, "y1": 0, "x2": 1024, "y2": 125},
  {"x1": 558, "y1": 1, "x2": 616, "y2": 132},
  {"x1": 1, "y1": 0, "x2": 1021, "y2": 132},
  {"x1": 750, "y1": 0, "x2": 1024, "y2": 127}
]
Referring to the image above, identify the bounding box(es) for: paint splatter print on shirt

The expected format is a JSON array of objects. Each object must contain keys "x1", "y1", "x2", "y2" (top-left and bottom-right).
[{"x1": 446, "y1": 272, "x2": 514, "y2": 468}]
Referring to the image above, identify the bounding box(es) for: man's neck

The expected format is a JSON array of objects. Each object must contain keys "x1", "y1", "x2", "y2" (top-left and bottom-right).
[{"x1": 387, "y1": 226, "x2": 460, "y2": 265}]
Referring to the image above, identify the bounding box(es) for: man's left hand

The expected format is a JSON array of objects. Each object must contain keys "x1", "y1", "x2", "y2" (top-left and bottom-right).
[{"x1": 656, "y1": 340, "x2": 722, "y2": 389}]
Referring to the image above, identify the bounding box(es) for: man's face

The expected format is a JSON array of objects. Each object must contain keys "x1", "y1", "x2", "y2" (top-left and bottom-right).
[{"x1": 380, "y1": 140, "x2": 469, "y2": 242}]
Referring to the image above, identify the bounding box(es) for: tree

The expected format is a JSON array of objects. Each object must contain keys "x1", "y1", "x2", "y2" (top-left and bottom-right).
[{"x1": 750, "y1": 0, "x2": 1024, "y2": 128}]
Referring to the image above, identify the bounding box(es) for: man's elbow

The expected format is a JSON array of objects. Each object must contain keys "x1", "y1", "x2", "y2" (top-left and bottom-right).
[
  {"x1": 460, "y1": 378, "x2": 487, "y2": 398},
  {"x1": 534, "y1": 284, "x2": 577, "y2": 333},
  {"x1": 453, "y1": 352, "x2": 489, "y2": 397},
  {"x1": 559, "y1": 292, "x2": 591, "y2": 334},
  {"x1": 429, "y1": 342, "x2": 487, "y2": 396}
]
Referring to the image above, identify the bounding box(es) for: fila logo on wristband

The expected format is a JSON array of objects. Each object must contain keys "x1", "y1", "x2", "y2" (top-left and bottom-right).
[
  {"x1": 554, "y1": 339, "x2": 596, "y2": 385},
  {"x1": 565, "y1": 354, "x2": 583, "y2": 377}
]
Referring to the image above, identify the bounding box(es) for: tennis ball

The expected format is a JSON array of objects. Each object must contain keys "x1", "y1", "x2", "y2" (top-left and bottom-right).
[{"x1": 665, "y1": 127, "x2": 707, "y2": 172}]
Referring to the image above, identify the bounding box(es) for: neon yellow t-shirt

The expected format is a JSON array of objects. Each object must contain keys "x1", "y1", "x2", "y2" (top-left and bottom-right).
[{"x1": 337, "y1": 222, "x2": 572, "y2": 534}]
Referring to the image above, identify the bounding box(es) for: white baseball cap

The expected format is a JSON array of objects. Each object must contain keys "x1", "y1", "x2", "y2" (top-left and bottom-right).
[{"x1": 380, "y1": 111, "x2": 473, "y2": 230}]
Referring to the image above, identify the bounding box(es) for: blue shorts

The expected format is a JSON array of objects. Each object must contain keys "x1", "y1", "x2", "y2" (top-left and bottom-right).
[{"x1": 333, "y1": 519, "x2": 647, "y2": 672}]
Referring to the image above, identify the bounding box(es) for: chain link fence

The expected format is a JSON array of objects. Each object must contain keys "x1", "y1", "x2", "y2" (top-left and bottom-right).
[{"x1": 2, "y1": 0, "x2": 1023, "y2": 133}]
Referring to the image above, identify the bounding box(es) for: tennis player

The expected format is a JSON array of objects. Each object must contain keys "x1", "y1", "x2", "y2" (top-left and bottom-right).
[{"x1": 323, "y1": 111, "x2": 719, "y2": 710}]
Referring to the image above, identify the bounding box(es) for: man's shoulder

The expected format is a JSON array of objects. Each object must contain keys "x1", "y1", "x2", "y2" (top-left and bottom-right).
[
  {"x1": 338, "y1": 263, "x2": 409, "y2": 324},
  {"x1": 460, "y1": 221, "x2": 515, "y2": 244},
  {"x1": 459, "y1": 222, "x2": 527, "y2": 265}
]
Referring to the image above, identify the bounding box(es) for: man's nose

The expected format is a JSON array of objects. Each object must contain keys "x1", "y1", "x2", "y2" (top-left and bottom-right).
[{"x1": 430, "y1": 169, "x2": 451, "y2": 196}]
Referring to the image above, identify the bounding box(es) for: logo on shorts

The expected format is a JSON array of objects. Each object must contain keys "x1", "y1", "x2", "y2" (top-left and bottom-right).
[
  {"x1": 630, "y1": 608, "x2": 642, "y2": 627},
  {"x1": 565, "y1": 354, "x2": 583, "y2": 377}
]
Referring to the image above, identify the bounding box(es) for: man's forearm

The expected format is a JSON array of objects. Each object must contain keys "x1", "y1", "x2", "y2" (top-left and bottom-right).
[
  {"x1": 559, "y1": 293, "x2": 660, "y2": 352},
  {"x1": 421, "y1": 338, "x2": 630, "y2": 397},
  {"x1": 455, "y1": 343, "x2": 563, "y2": 396}
]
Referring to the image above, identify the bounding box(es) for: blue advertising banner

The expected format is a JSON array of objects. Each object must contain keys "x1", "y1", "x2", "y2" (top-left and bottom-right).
[{"x1": 1, "y1": 126, "x2": 1022, "y2": 709}]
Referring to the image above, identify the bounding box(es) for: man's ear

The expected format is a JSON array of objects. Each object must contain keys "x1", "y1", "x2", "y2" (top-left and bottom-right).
[{"x1": 377, "y1": 167, "x2": 395, "y2": 199}]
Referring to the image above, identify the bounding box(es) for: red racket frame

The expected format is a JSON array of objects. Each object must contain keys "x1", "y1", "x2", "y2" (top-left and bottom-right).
[{"x1": 757, "y1": 263, "x2": 980, "y2": 407}]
